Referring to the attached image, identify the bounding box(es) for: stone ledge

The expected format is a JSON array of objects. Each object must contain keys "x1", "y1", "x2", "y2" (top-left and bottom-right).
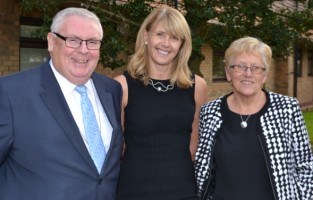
[{"x1": 300, "y1": 101, "x2": 313, "y2": 112}]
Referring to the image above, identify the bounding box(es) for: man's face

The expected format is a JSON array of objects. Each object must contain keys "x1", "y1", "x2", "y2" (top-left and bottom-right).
[{"x1": 47, "y1": 15, "x2": 101, "y2": 85}]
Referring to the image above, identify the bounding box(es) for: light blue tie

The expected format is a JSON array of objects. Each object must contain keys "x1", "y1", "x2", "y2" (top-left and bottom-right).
[{"x1": 75, "y1": 85, "x2": 106, "y2": 173}]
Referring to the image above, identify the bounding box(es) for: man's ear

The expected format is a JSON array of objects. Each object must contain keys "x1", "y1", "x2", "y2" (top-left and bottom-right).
[{"x1": 47, "y1": 32, "x2": 54, "y2": 52}]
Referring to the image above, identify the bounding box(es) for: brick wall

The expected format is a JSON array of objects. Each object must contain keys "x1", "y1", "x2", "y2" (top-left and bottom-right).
[
  {"x1": 96, "y1": 64, "x2": 125, "y2": 79},
  {"x1": 199, "y1": 44, "x2": 232, "y2": 101},
  {"x1": 297, "y1": 49, "x2": 313, "y2": 103},
  {"x1": 271, "y1": 58, "x2": 289, "y2": 95},
  {"x1": 0, "y1": 0, "x2": 20, "y2": 76}
]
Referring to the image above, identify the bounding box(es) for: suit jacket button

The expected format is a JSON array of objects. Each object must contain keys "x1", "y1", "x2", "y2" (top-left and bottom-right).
[{"x1": 98, "y1": 178, "x2": 102, "y2": 185}]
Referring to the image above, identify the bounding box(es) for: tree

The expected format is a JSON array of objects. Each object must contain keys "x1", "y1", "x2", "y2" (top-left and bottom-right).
[
  {"x1": 20, "y1": 0, "x2": 313, "y2": 71},
  {"x1": 184, "y1": 0, "x2": 313, "y2": 57}
]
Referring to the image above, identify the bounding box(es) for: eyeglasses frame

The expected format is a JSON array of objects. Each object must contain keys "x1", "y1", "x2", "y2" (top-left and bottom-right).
[
  {"x1": 228, "y1": 64, "x2": 266, "y2": 74},
  {"x1": 53, "y1": 32, "x2": 102, "y2": 50}
]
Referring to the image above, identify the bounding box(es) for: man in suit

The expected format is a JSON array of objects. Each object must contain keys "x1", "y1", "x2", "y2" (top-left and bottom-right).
[{"x1": 0, "y1": 7, "x2": 123, "y2": 200}]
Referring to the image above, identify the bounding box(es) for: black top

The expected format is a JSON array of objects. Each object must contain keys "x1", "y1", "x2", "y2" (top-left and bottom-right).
[
  {"x1": 117, "y1": 71, "x2": 198, "y2": 200},
  {"x1": 211, "y1": 95, "x2": 275, "y2": 200}
]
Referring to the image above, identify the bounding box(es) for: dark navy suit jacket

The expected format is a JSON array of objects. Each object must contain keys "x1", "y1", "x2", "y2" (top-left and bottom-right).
[{"x1": 0, "y1": 61, "x2": 123, "y2": 200}]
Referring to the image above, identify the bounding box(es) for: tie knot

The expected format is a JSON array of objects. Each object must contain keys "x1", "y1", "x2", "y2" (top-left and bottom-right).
[{"x1": 75, "y1": 85, "x2": 87, "y2": 95}]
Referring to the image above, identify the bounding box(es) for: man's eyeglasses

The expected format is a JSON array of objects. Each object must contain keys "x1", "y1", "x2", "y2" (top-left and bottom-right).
[
  {"x1": 229, "y1": 64, "x2": 266, "y2": 74},
  {"x1": 53, "y1": 32, "x2": 102, "y2": 50}
]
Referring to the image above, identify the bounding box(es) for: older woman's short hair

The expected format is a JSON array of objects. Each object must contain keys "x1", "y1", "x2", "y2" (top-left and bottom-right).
[{"x1": 224, "y1": 36, "x2": 272, "y2": 72}]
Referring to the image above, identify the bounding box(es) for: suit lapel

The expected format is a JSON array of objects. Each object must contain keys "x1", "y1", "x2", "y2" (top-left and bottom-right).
[
  {"x1": 93, "y1": 81, "x2": 117, "y2": 129},
  {"x1": 92, "y1": 75, "x2": 118, "y2": 166},
  {"x1": 39, "y1": 62, "x2": 97, "y2": 172}
]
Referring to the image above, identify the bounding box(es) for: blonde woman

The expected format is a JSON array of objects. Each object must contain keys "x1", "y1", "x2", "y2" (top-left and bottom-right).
[{"x1": 115, "y1": 6, "x2": 208, "y2": 200}]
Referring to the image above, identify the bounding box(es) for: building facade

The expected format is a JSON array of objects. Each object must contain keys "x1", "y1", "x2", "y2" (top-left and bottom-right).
[{"x1": 1, "y1": 0, "x2": 312, "y2": 105}]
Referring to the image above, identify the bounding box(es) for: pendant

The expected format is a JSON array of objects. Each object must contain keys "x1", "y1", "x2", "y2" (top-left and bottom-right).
[
  {"x1": 240, "y1": 121, "x2": 248, "y2": 128},
  {"x1": 149, "y1": 79, "x2": 174, "y2": 92}
]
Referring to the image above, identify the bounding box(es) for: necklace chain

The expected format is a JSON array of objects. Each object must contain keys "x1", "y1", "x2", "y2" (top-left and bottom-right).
[
  {"x1": 240, "y1": 114, "x2": 251, "y2": 128},
  {"x1": 149, "y1": 79, "x2": 174, "y2": 92}
]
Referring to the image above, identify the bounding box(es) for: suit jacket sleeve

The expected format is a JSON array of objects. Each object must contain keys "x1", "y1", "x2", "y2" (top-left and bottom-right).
[{"x1": 0, "y1": 78, "x2": 13, "y2": 164}]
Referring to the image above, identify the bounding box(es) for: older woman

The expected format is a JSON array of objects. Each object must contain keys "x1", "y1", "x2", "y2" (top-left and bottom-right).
[{"x1": 195, "y1": 36, "x2": 313, "y2": 200}]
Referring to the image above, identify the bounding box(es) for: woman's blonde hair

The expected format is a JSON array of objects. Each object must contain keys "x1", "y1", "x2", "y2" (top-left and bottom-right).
[
  {"x1": 225, "y1": 36, "x2": 272, "y2": 72},
  {"x1": 127, "y1": 6, "x2": 193, "y2": 88}
]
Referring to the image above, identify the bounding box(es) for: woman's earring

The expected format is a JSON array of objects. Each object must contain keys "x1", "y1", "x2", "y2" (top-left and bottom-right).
[{"x1": 145, "y1": 41, "x2": 148, "y2": 45}]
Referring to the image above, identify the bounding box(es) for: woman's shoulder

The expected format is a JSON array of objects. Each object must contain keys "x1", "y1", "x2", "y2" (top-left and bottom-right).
[
  {"x1": 194, "y1": 74, "x2": 208, "y2": 103},
  {"x1": 194, "y1": 74, "x2": 206, "y2": 87},
  {"x1": 268, "y1": 91, "x2": 299, "y2": 105},
  {"x1": 201, "y1": 95, "x2": 226, "y2": 115},
  {"x1": 264, "y1": 91, "x2": 302, "y2": 116},
  {"x1": 115, "y1": 71, "x2": 135, "y2": 83},
  {"x1": 203, "y1": 94, "x2": 227, "y2": 106}
]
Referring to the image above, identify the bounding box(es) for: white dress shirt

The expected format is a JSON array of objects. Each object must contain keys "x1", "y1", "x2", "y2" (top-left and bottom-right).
[{"x1": 50, "y1": 60, "x2": 112, "y2": 154}]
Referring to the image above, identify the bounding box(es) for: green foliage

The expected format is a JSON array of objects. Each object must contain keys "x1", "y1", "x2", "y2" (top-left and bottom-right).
[
  {"x1": 185, "y1": 0, "x2": 312, "y2": 58},
  {"x1": 20, "y1": 0, "x2": 64, "y2": 40},
  {"x1": 309, "y1": 0, "x2": 313, "y2": 8},
  {"x1": 303, "y1": 111, "x2": 313, "y2": 145},
  {"x1": 19, "y1": 0, "x2": 313, "y2": 70}
]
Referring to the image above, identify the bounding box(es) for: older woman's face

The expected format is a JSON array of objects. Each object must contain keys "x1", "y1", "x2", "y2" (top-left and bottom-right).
[{"x1": 225, "y1": 52, "x2": 267, "y2": 97}]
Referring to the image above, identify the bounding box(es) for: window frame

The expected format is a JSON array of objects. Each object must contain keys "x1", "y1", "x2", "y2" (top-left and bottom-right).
[
  {"x1": 212, "y1": 50, "x2": 227, "y2": 82},
  {"x1": 19, "y1": 16, "x2": 49, "y2": 71}
]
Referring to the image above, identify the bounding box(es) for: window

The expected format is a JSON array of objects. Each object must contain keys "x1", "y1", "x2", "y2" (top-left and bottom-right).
[
  {"x1": 20, "y1": 17, "x2": 49, "y2": 71},
  {"x1": 213, "y1": 50, "x2": 227, "y2": 81},
  {"x1": 308, "y1": 51, "x2": 313, "y2": 76}
]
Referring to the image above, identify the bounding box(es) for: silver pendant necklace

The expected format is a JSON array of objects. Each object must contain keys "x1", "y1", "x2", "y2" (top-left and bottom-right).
[
  {"x1": 240, "y1": 114, "x2": 251, "y2": 128},
  {"x1": 149, "y1": 79, "x2": 174, "y2": 92}
]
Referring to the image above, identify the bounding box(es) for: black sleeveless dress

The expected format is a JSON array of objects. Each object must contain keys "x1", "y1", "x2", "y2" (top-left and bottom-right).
[{"x1": 117, "y1": 72, "x2": 198, "y2": 200}]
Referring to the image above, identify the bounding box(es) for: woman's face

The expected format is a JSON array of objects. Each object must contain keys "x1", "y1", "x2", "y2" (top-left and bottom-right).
[
  {"x1": 225, "y1": 52, "x2": 267, "y2": 97},
  {"x1": 144, "y1": 23, "x2": 183, "y2": 70}
]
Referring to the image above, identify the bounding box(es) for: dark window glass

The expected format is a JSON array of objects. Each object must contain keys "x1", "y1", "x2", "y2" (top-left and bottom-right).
[
  {"x1": 213, "y1": 50, "x2": 227, "y2": 81},
  {"x1": 20, "y1": 17, "x2": 49, "y2": 71}
]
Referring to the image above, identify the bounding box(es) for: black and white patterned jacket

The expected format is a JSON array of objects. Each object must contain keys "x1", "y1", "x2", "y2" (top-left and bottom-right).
[{"x1": 195, "y1": 91, "x2": 313, "y2": 200}]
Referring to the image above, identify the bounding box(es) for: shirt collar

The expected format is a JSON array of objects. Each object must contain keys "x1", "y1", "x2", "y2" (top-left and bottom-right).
[{"x1": 49, "y1": 59, "x2": 93, "y2": 94}]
